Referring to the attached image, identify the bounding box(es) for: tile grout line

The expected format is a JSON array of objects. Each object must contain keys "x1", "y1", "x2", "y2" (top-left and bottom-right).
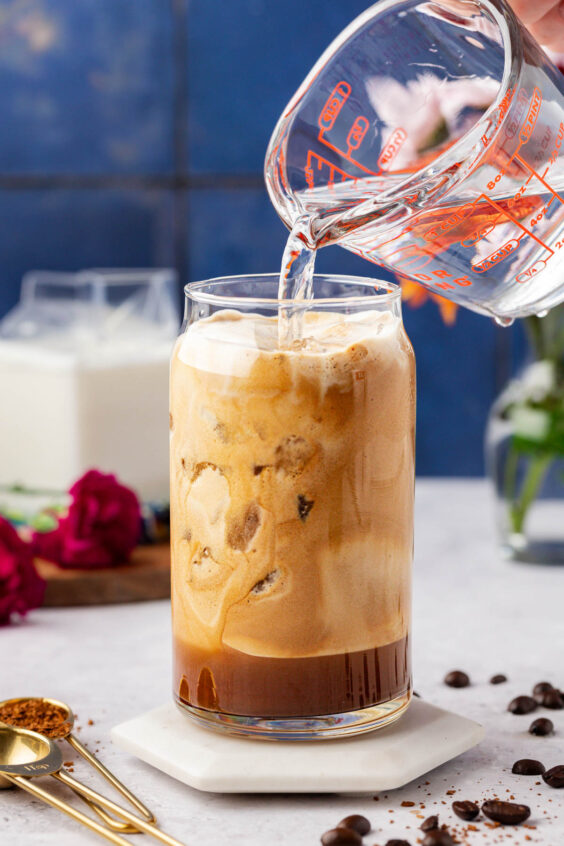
[
  {"x1": 0, "y1": 173, "x2": 265, "y2": 189},
  {"x1": 172, "y1": 0, "x2": 190, "y2": 290}
]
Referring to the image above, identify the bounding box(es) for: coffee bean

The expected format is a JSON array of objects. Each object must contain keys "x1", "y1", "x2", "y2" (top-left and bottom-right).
[
  {"x1": 452, "y1": 800, "x2": 479, "y2": 820},
  {"x1": 385, "y1": 841, "x2": 411, "y2": 846},
  {"x1": 540, "y1": 689, "x2": 564, "y2": 710},
  {"x1": 444, "y1": 670, "x2": 470, "y2": 688},
  {"x1": 420, "y1": 815, "x2": 439, "y2": 831},
  {"x1": 529, "y1": 717, "x2": 554, "y2": 736},
  {"x1": 508, "y1": 695, "x2": 537, "y2": 714},
  {"x1": 512, "y1": 758, "x2": 545, "y2": 775},
  {"x1": 490, "y1": 674, "x2": 507, "y2": 684},
  {"x1": 321, "y1": 828, "x2": 362, "y2": 846},
  {"x1": 543, "y1": 765, "x2": 564, "y2": 788},
  {"x1": 533, "y1": 681, "x2": 553, "y2": 697},
  {"x1": 422, "y1": 831, "x2": 454, "y2": 846},
  {"x1": 482, "y1": 800, "x2": 531, "y2": 825},
  {"x1": 337, "y1": 815, "x2": 370, "y2": 836}
]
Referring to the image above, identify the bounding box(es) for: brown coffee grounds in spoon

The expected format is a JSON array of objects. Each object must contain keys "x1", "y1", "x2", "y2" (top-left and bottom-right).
[{"x1": 0, "y1": 699, "x2": 71, "y2": 738}]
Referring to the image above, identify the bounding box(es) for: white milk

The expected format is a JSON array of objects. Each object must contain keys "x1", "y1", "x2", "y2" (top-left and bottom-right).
[
  {"x1": 0, "y1": 270, "x2": 178, "y2": 501},
  {"x1": 0, "y1": 336, "x2": 172, "y2": 501}
]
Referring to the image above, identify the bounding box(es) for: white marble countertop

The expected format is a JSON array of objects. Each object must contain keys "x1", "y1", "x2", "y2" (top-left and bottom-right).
[{"x1": 2, "y1": 479, "x2": 564, "y2": 845}]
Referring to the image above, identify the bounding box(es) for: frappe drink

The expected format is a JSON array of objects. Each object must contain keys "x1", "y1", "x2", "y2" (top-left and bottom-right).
[{"x1": 170, "y1": 277, "x2": 415, "y2": 738}]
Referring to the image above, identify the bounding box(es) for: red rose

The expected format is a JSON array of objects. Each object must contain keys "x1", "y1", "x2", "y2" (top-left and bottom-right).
[
  {"x1": 33, "y1": 470, "x2": 141, "y2": 569},
  {"x1": 0, "y1": 517, "x2": 45, "y2": 625}
]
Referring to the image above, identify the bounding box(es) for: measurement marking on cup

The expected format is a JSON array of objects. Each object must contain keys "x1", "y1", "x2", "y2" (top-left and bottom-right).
[
  {"x1": 304, "y1": 150, "x2": 356, "y2": 189},
  {"x1": 515, "y1": 152, "x2": 564, "y2": 207},
  {"x1": 316, "y1": 80, "x2": 379, "y2": 176},
  {"x1": 476, "y1": 193, "x2": 554, "y2": 258}
]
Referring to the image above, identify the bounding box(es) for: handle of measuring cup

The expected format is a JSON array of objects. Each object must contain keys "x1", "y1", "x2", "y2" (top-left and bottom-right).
[{"x1": 67, "y1": 732, "x2": 156, "y2": 828}]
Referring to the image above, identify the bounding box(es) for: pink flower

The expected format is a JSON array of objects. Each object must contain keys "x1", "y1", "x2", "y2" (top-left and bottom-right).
[
  {"x1": 0, "y1": 517, "x2": 45, "y2": 625},
  {"x1": 33, "y1": 470, "x2": 141, "y2": 569},
  {"x1": 366, "y1": 73, "x2": 499, "y2": 171}
]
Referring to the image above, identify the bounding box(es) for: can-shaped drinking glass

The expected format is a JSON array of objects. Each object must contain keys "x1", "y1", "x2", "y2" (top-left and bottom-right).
[{"x1": 170, "y1": 274, "x2": 415, "y2": 739}]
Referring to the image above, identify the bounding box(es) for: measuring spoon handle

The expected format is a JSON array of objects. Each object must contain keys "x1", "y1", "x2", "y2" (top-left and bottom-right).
[
  {"x1": 55, "y1": 769, "x2": 187, "y2": 846},
  {"x1": 67, "y1": 732, "x2": 155, "y2": 822},
  {"x1": 5, "y1": 773, "x2": 132, "y2": 846}
]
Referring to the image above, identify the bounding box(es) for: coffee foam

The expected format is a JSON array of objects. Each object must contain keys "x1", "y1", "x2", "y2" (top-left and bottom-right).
[
  {"x1": 170, "y1": 308, "x2": 414, "y2": 659},
  {"x1": 177, "y1": 309, "x2": 401, "y2": 378}
]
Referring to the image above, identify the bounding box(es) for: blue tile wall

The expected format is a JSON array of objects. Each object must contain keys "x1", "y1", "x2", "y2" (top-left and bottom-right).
[
  {"x1": 187, "y1": 0, "x2": 373, "y2": 174},
  {"x1": 405, "y1": 305, "x2": 498, "y2": 476},
  {"x1": 0, "y1": 0, "x2": 521, "y2": 475},
  {"x1": 0, "y1": 190, "x2": 174, "y2": 316},
  {"x1": 187, "y1": 188, "x2": 286, "y2": 280},
  {"x1": 0, "y1": 0, "x2": 175, "y2": 174}
]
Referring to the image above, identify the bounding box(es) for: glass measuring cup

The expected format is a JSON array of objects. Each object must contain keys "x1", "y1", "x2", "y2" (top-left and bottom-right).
[{"x1": 265, "y1": 0, "x2": 564, "y2": 321}]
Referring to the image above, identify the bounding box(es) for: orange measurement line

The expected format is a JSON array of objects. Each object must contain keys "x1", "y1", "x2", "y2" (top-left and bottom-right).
[
  {"x1": 481, "y1": 193, "x2": 554, "y2": 256},
  {"x1": 515, "y1": 152, "x2": 564, "y2": 205}
]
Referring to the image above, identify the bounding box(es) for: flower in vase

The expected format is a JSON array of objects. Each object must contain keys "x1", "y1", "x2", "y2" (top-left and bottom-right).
[
  {"x1": 0, "y1": 516, "x2": 45, "y2": 624},
  {"x1": 33, "y1": 470, "x2": 141, "y2": 569},
  {"x1": 366, "y1": 73, "x2": 499, "y2": 172}
]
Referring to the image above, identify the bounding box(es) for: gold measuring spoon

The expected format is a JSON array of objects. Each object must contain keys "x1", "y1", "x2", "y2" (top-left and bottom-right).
[
  {"x1": 0, "y1": 697, "x2": 154, "y2": 834},
  {"x1": 0, "y1": 724, "x2": 132, "y2": 846},
  {"x1": 0, "y1": 724, "x2": 187, "y2": 846}
]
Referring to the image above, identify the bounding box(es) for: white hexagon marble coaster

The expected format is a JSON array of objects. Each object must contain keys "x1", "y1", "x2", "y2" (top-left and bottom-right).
[{"x1": 111, "y1": 700, "x2": 483, "y2": 794}]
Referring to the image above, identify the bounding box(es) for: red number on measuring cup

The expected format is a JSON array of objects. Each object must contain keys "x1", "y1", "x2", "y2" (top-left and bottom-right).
[{"x1": 318, "y1": 82, "x2": 351, "y2": 131}]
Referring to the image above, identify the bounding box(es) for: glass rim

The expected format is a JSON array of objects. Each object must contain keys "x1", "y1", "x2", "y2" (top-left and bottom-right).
[
  {"x1": 266, "y1": 0, "x2": 519, "y2": 216},
  {"x1": 184, "y1": 273, "x2": 401, "y2": 307}
]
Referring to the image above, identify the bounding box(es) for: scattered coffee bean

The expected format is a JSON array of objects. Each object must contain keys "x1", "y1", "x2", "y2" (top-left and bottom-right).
[
  {"x1": 529, "y1": 717, "x2": 554, "y2": 736},
  {"x1": 543, "y1": 765, "x2": 564, "y2": 788},
  {"x1": 540, "y1": 689, "x2": 564, "y2": 710},
  {"x1": 420, "y1": 815, "x2": 439, "y2": 831},
  {"x1": 337, "y1": 815, "x2": 370, "y2": 836},
  {"x1": 512, "y1": 758, "x2": 546, "y2": 775},
  {"x1": 490, "y1": 674, "x2": 507, "y2": 684},
  {"x1": 482, "y1": 800, "x2": 531, "y2": 825},
  {"x1": 385, "y1": 841, "x2": 411, "y2": 846},
  {"x1": 533, "y1": 681, "x2": 553, "y2": 702},
  {"x1": 422, "y1": 831, "x2": 454, "y2": 846},
  {"x1": 444, "y1": 670, "x2": 470, "y2": 688},
  {"x1": 321, "y1": 828, "x2": 362, "y2": 846},
  {"x1": 508, "y1": 695, "x2": 537, "y2": 714},
  {"x1": 452, "y1": 800, "x2": 479, "y2": 820}
]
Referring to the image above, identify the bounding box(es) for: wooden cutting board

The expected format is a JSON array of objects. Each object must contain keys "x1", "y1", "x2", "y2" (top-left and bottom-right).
[{"x1": 36, "y1": 544, "x2": 171, "y2": 607}]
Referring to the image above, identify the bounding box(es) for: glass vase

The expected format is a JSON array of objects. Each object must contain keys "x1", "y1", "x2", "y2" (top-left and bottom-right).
[{"x1": 487, "y1": 306, "x2": 564, "y2": 563}]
